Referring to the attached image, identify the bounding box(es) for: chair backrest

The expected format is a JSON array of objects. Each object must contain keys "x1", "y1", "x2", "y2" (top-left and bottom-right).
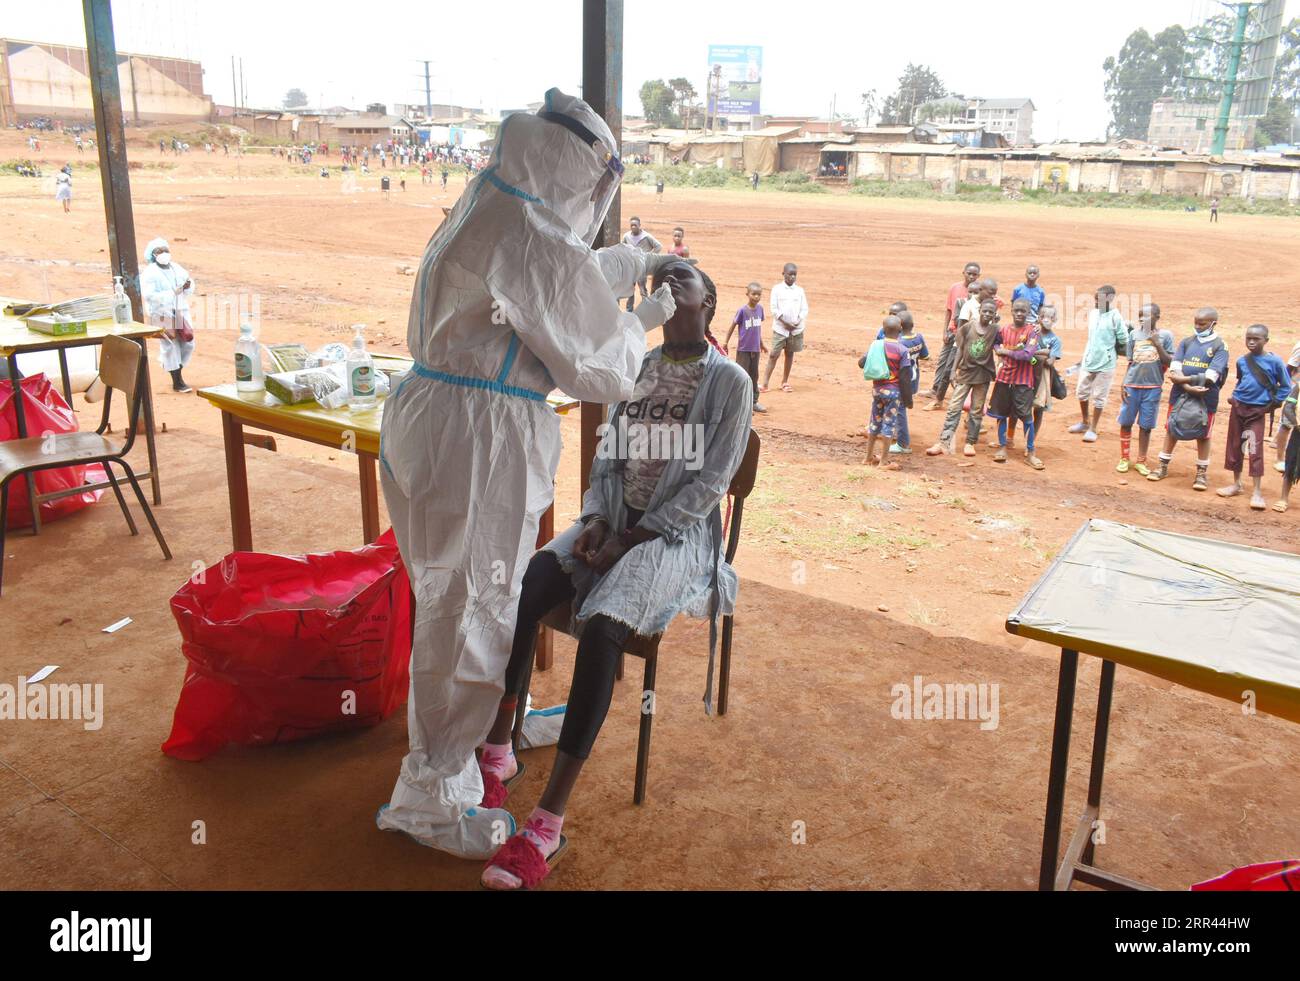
[
  {"x1": 97, "y1": 334, "x2": 143, "y2": 439},
  {"x1": 729, "y1": 430, "x2": 761, "y2": 499}
]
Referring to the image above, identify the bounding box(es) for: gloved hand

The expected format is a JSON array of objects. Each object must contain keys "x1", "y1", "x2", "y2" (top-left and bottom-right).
[
  {"x1": 642, "y1": 252, "x2": 696, "y2": 279},
  {"x1": 633, "y1": 284, "x2": 677, "y2": 331}
]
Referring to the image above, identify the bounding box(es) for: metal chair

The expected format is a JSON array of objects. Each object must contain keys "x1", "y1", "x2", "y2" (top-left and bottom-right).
[
  {"x1": 0, "y1": 334, "x2": 171, "y2": 596},
  {"x1": 516, "y1": 429, "x2": 761, "y2": 804}
]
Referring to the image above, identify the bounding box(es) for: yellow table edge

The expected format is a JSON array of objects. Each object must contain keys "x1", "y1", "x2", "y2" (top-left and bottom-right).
[{"x1": 197, "y1": 383, "x2": 382, "y2": 456}]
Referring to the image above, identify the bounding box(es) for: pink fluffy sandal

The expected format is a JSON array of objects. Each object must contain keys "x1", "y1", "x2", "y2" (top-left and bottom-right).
[
  {"x1": 478, "y1": 760, "x2": 526, "y2": 808},
  {"x1": 481, "y1": 831, "x2": 569, "y2": 890}
]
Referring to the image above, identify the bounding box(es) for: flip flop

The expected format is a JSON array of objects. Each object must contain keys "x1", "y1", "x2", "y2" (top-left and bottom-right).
[
  {"x1": 781, "y1": 384, "x2": 794, "y2": 393},
  {"x1": 481, "y1": 832, "x2": 570, "y2": 890},
  {"x1": 1273, "y1": 501, "x2": 1289, "y2": 513},
  {"x1": 1250, "y1": 498, "x2": 1268, "y2": 512}
]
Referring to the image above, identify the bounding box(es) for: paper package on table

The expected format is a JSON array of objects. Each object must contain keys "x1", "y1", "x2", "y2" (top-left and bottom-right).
[{"x1": 265, "y1": 363, "x2": 390, "y2": 409}]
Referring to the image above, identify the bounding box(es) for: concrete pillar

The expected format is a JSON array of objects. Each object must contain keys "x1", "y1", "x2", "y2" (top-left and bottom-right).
[
  {"x1": 1108, "y1": 162, "x2": 1121, "y2": 194},
  {"x1": 1068, "y1": 162, "x2": 1081, "y2": 193},
  {"x1": 1289, "y1": 170, "x2": 1300, "y2": 204},
  {"x1": 1031, "y1": 163, "x2": 1042, "y2": 191}
]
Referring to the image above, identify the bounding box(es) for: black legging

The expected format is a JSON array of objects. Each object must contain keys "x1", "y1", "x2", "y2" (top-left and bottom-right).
[{"x1": 504, "y1": 550, "x2": 630, "y2": 760}]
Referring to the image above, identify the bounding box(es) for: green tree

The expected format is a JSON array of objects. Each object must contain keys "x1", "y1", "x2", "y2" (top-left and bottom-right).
[
  {"x1": 879, "y1": 65, "x2": 947, "y2": 125},
  {"x1": 1256, "y1": 17, "x2": 1300, "y2": 146},
  {"x1": 915, "y1": 97, "x2": 968, "y2": 124},
  {"x1": 1256, "y1": 95, "x2": 1295, "y2": 145},
  {"x1": 1102, "y1": 26, "x2": 1188, "y2": 138},
  {"x1": 283, "y1": 87, "x2": 309, "y2": 110},
  {"x1": 639, "y1": 79, "x2": 679, "y2": 128},
  {"x1": 667, "y1": 77, "x2": 699, "y2": 128}
]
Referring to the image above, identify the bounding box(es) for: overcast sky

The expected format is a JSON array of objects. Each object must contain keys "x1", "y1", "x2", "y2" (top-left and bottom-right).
[{"x1": 5, "y1": 0, "x2": 1294, "y2": 141}]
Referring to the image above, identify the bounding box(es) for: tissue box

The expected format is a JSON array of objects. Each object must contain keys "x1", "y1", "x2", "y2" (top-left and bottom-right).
[
  {"x1": 25, "y1": 315, "x2": 88, "y2": 336},
  {"x1": 265, "y1": 369, "x2": 340, "y2": 405}
]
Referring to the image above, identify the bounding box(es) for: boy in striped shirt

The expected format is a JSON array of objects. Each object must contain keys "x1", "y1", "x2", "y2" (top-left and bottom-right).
[{"x1": 986, "y1": 299, "x2": 1044, "y2": 470}]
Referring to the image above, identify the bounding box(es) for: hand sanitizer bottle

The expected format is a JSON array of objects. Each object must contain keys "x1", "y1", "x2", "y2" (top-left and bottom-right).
[
  {"x1": 235, "y1": 322, "x2": 265, "y2": 392},
  {"x1": 112, "y1": 276, "x2": 131, "y2": 325},
  {"x1": 347, "y1": 323, "x2": 377, "y2": 411}
]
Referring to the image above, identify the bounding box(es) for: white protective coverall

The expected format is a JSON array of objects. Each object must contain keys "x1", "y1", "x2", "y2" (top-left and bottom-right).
[
  {"x1": 377, "y1": 89, "x2": 660, "y2": 858},
  {"x1": 139, "y1": 237, "x2": 196, "y2": 372}
]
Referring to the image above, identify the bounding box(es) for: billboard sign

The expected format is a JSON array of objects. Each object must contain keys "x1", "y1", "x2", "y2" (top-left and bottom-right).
[{"x1": 707, "y1": 45, "x2": 762, "y2": 116}]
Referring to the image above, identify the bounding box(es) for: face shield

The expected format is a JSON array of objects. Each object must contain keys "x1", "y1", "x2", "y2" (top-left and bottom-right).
[{"x1": 538, "y1": 110, "x2": 623, "y2": 245}]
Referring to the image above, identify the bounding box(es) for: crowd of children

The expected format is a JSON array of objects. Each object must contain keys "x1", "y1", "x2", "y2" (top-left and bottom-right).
[{"x1": 705, "y1": 254, "x2": 1299, "y2": 513}]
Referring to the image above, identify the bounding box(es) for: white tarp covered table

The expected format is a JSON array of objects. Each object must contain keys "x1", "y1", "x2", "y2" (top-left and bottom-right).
[{"x1": 1006, "y1": 518, "x2": 1300, "y2": 890}]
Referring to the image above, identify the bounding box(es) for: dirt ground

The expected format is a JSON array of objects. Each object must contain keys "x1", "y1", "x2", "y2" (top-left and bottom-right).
[{"x1": 2, "y1": 128, "x2": 1299, "y2": 890}]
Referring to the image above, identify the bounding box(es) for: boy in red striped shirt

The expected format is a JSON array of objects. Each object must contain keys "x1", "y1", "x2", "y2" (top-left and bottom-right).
[{"x1": 986, "y1": 299, "x2": 1044, "y2": 470}]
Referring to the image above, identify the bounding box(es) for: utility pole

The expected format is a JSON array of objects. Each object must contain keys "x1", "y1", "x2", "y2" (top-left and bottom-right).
[
  {"x1": 1212, "y1": 2, "x2": 1252, "y2": 155},
  {"x1": 231, "y1": 55, "x2": 237, "y2": 110},
  {"x1": 423, "y1": 60, "x2": 433, "y2": 119},
  {"x1": 239, "y1": 58, "x2": 246, "y2": 109}
]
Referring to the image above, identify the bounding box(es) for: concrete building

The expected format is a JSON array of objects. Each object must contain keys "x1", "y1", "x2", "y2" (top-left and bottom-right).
[
  {"x1": 331, "y1": 113, "x2": 418, "y2": 145},
  {"x1": 1147, "y1": 98, "x2": 1257, "y2": 153},
  {"x1": 0, "y1": 37, "x2": 212, "y2": 126},
  {"x1": 965, "y1": 98, "x2": 1034, "y2": 146},
  {"x1": 815, "y1": 140, "x2": 1300, "y2": 202}
]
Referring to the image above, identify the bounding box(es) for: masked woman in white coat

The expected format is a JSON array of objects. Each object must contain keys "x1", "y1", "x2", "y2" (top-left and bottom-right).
[
  {"x1": 375, "y1": 89, "x2": 682, "y2": 859},
  {"x1": 140, "y1": 237, "x2": 196, "y2": 393}
]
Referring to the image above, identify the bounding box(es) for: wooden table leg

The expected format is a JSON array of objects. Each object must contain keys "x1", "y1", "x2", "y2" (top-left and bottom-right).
[
  {"x1": 358, "y1": 451, "x2": 380, "y2": 544},
  {"x1": 135, "y1": 338, "x2": 162, "y2": 505},
  {"x1": 221, "y1": 410, "x2": 253, "y2": 551},
  {"x1": 57, "y1": 348, "x2": 73, "y2": 405},
  {"x1": 7, "y1": 353, "x2": 41, "y2": 534},
  {"x1": 534, "y1": 502, "x2": 555, "y2": 672}
]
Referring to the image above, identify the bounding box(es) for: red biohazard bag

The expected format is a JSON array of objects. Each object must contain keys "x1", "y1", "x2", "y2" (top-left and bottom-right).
[
  {"x1": 1191, "y1": 861, "x2": 1300, "y2": 891},
  {"x1": 162, "y1": 529, "x2": 411, "y2": 761},
  {"x1": 1, "y1": 374, "x2": 106, "y2": 529}
]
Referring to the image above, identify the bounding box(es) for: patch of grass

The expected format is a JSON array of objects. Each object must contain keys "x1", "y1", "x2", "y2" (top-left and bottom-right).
[
  {"x1": 898, "y1": 481, "x2": 926, "y2": 498},
  {"x1": 843, "y1": 466, "x2": 880, "y2": 483},
  {"x1": 938, "y1": 495, "x2": 972, "y2": 511},
  {"x1": 907, "y1": 600, "x2": 944, "y2": 626}
]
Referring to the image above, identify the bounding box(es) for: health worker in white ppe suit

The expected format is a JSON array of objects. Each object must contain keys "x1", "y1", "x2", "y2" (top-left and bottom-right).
[
  {"x1": 140, "y1": 237, "x2": 196, "y2": 393},
  {"x1": 376, "y1": 89, "x2": 680, "y2": 858}
]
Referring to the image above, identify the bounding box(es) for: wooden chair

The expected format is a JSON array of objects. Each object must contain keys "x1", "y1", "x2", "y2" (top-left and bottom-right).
[
  {"x1": 515, "y1": 429, "x2": 761, "y2": 804},
  {"x1": 0, "y1": 334, "x2": 171, "y2": 596}
]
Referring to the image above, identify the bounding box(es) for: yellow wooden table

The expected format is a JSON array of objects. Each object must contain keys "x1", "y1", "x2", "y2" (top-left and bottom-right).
[
  {"x1": 2, "y1": 300, "x2": 164, "y2": 532},
  {"x1": 196, "y1": 380, "x2": 390, "y2": 551},
  {"x1": 198, "y1": 359, "x2": 579, "y2": 670}
]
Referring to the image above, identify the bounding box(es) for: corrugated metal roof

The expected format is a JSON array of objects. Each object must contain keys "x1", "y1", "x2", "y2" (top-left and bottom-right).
[
  {"x1": 785, "y1": 135, "x2": 853, "y2": 144},
  {"x1": 745, "y1": 126, "x2": 803, "y2": 138},
  {"x1": 831, "y1": 142, "x2": 957, "y2": 155}
]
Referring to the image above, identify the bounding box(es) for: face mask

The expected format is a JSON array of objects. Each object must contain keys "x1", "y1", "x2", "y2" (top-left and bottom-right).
[
  {"x1": 154, "y1": 252, "x2": 171, "y2": 266},
  {"x1": 1195, "y1": 326, "x2": 1215, "y2": 339}
]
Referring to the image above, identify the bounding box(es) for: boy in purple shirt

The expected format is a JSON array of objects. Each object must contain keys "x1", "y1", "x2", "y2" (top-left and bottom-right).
[
  {"x1": 860, "y1": 315, "x2": 914, "y2": 468},
  {"x1": 724, "y1": 282, "x2": 769, "y2": 412}
]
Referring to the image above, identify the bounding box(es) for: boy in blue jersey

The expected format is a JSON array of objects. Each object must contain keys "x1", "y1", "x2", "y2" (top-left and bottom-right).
[
  {"x1": 1116, "y1": 303, "x2": 1174, "y2": 476},
  {"x1": 1217, "y1": 324, "x2": 1293, "y2": 511},
  {"x1": 1148, "y1": 307, "x2": 1230, "y2": 490},
  {"x1": 1012, "y1": 265, "x2": 1046, "y2": 322}
]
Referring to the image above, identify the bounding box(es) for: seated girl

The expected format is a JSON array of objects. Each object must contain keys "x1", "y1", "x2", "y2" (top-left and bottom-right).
[{"x1": 477, "y1": 259, "x2": 752, "y2": 890}]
